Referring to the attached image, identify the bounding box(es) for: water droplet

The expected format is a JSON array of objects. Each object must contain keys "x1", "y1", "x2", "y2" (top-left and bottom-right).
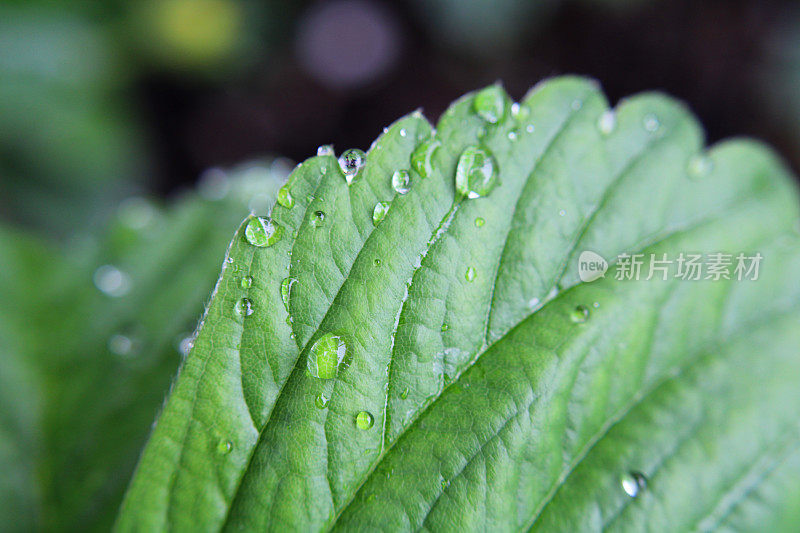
[
  {"x1": 511, "y1": 102, "x2": 530, "y2": 120},
  {"x1": 455, "y1": 146, "x2": 498, "y2": 199},
  {"x1": 356, "y1": 410, "x2": 374, "y2": 430},
  {"x1": 400, "y1": 387, "x2": 409, "y2": 399},
  {"x1": 373, "y1": 201, "x2": 390, "y2": 225},
  {"x1": 465, "y1": 266, "x2": 476, "y2": 282},
  {"x1": 177, "y1": 334, "x2": 194, "y2": 356},
  {"x1": 441, "y1": 323, "x2": 449, "y2": 332},
  {"x1": 687, "y1": 154, "x2": 713, "y2": 179},
  {"x1": 373, "y1": 258, "x2": 381, "y2": 267},
  {"x1": 570, "y1": 305, "x2": 589, "y2": 323},
  {"x1": 592, "y1": 301, "x2": 600, "y2": 308},
  {"x1": 315, "y1": 394, "x2": 329, "y2": 409},
  {"x1": 399, "y1": 128, "x2": 408, "y2": 137},
  {"x1": 109, "y1": 334, "x2": 135, "y2": 357},
  {"x1": 240, "y1": 276, "x2": 253, "y2": 289},
  {"x1": 474, "y1": 217, "x2": 485, "y2": 227},
  {"x1": 527, "y1": 297, "x2": 541, "y2": 310},
  {"x1": 526, "y1": 124, "x2": 535, "y2": 133},
  {"x1": 507, "y1": 130, "x2": 518, "y2": 141},
  {"x1": 621, "y1": 471, "x2": 647, "y2": 497},
  {"x1": 317, "y1": 144, "x2": 334, "y2": 157},
  {"x1": 598, "y1": 110, "x2": 616, "y2": 135},
  {"x1": 118, "y1": 197, "x2": 156, "y2": 230},
  {"x1": 277, "y1": 185, "x2": 294, "y2": 208},
  {"x1": 410, "y1": 138, "x2": 441, "y2": 179},
  {"x1": 307, "y1": 333, "x2": 349, "y2": 379},
  {"x1": 391, "y1": 169, "x2": 411, "y2": 194},
  {"x1": 235, "y1": 298, "x2": 254, "y2": 317},
  {"x1": 559, "y1": 209, "x2": 566, "y2": 217},
  {"x1": 338, "y1": 148, "x2": 367, "y2": 184},
  {"x1": 280, "y1": 277, "x2": 296, "y2": 312},
  {"x1": 311, "y1": 210, "x2": 325, "y2": 227},
  {"x1": 473, "y1": 85, "x2": 506, "y2": 124},
  {"x1": 643, "y1": 113, "x2": 660, "y2": 133},
  {"x1": 94, "y1": 265, "x2": 132, "y2": 298},
  {"x1": 217, "y1": 439, "x2": 233, "y2": 455},
  {"x1": 244, "y1": 217, "x2": 284, "y2": 247}
]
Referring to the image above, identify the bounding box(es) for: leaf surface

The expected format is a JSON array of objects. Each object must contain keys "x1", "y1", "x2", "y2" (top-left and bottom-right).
[{"x1": 117, "y1": 77, "x2": 800, "y2": 532}]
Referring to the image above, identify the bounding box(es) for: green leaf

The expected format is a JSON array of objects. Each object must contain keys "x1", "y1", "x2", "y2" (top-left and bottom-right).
[
  {"x1": 116, "y1": 77, "x2": 800, "y2": 531},
  {"x1": 0, "y1": 161, "x2": 286, "y2": 531}
]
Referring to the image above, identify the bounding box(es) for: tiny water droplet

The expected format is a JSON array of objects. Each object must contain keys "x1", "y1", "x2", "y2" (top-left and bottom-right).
[
  {"x1": 507, "y1": 130, "x2": 518, "y2": 141},
  {"x1": 621, "y1": 471, "x2": 647, "y2": 498},
  {"x1": 559, "y1": 209, "x2": 566, "y2": 217},
  {"x1": 391, "y1": 169, "x2": 411, "y2": 194},
  {"x1": 245, "y1": 217, "x2": 284, "y2": 247},
  {"x1": 526, "y1": 124, "x2": 535, "y2": 133},
  {"x1": 338, "y1": 148, "x2": 367, "y2": 184},
  {"x1": 474, "y1": 217, "x2": 485, "y2": 227},
  {"x1": 277, "y1": 185, "x2": 294, "y2": 208},
  {"x1": 598, "y1": 110, "x2": 616, "y2": 135},
  {"x1": 373, "y1": 201, "x2": 390, "y2": 226},
  {"x1": 570, "y1": 305, "x2": 589, "y2": 323},
  {"x1": 687, "y1": 154, "x2": 713, "y2": 179},
  {"x1": 109, "y1": 334, "x2": 135, "y2": 357},
  {"x1": 315, "y1": 394, "x2": 329, "y2": 409},
  {"x1": 465, "y1": 266, "x2": 476, "y2": 282},
  {"x1": 240, "y1": 276, "x2": 253, "y2": 289},
  {"x1": 441, "y1": 323, "x2": 449, "y2": 332},
  {"x1": 410, "y1": 138, "x2": 441, "y2": 179},
  {"x1": 527, "y1": 297, "x2": 541, "y2": 310},
  {"x1": 94, "y1": 265, "x2": 132, "y2": 298},
  {"x1": 473, "y1": 85, "x2": 506, "y2": 124},
  {"x1": 280, "y1": 277, "x2": 297, "y2": 312},
  {"x1": 356, "y1": 410, "x2": 374, "y2": 430},
  {"x1": 511, "y1": 102, "x2": 530, "y2": 120},
  {"x1": 373, "y1": 258, "x2": 381, "y2": 267},
  {"x1": 177, "y1": 334, "x2": 194, "y2": 356},
  {"x1": 217, "y1": 439, "x2": 233, "y2": 455},
  {"x1": 592, "y1": 301, "x2": 600, "y2": 308},
  {"x1": 643, "y1": 114, "x2": 660, "y2": 133},
  {"x1": 311, "y1": 210, "x2": 325, "y2": 227},
  {"x1": 235, "y1": 298, "x2": 254, "y2": 317},
  {"x1": 317, "y1": 144, "x2": 334, "y2": 157},
  {"x1": 401, "y1": 387, "x2": 409, "y2": 399},
  {"x1": 455, "y1": 146, "x2": 498, "y2": 199},
  {"x1": 307, "y1": 333, "x2": 349, "y2": 379},
  {"x1": 399, "y1": 128, "x2": 407, "y2": 137}
]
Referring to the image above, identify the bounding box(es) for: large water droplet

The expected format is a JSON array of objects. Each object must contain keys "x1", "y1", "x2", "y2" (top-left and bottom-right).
[
  {"x1": 280, "y1": 277, "x2": 296, "y2": 312},
  {"x1": 94, "y1": 265, "x2": 132, "y2": 298},
  {"x1": 317, "y1": 144, "x2": 334, "y2": 157},
  {"x1": 373, "y1": 201, "x2": 390, "y2": 226},
  {"x1": 410, "y1": 138, "x2": 441, "y2": 178},
  {"x1": 621, "y1": 471, "x2": 647, "y2": 497},
  {"x1": 356, "y1": 410, "x2": 374, "y2": 430},
  {"x1": 688, "y1": 154, "x2": 713, "y2": 180},
  {"x1": 277, "y1": 185, "x2": 294, "y2": 209},
  {"x1": 465, "y1": 266, "x2": 476, "y2": 282},
  {"x1": 570, "y1": 305, "x2": 589, "y2": 323},
  {"x1": 598, "y1": 110, "x2": 616, "y2": 135},
  {"x1": 455, "y1": 146, "x2": 498, "y2": 199},
  {"x1": 245, "y1": 217, "x2": 283, "y2": 247},
  {"x1": 307, "y1": 333, "x2": 349, "y2": 379},
  {"x1": 311, "y1": 210, "x2": 325, "y2": 227},
  {"x1": 338, "y1": 148, "x2": 367, "y2": 184},
  {"x1": 473, "y1": 85, "x2": 506, "y2": 124},
  {"x1": 391, "y1": 169, "x2": 411, "y2": 194},
  {"x1": 235, "y1": 298, "x2": 254, "y2": 317},
  {"x1": 315, "y1": 394, "x2": 329, "y2": 409}
]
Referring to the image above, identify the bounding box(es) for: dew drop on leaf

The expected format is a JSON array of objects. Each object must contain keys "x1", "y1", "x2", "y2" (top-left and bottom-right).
[
  {"x1": 311, "y1": 210, "x2": 325, "y2": 227},
  {"x1": 109, "y1": 334, "x2": 135, "y2": 357},
  {"x1": 598, "y1": 110, "x2": 616, "y2": 135},
  {"x1": 410, "y1": 138, "x2": 441, "y2": 178},
  {"x1": 441, "y1": 323, "x2": 449, "y2": 332},
  {"x1": 372, "y1": 201, "x2": 390, "y2": 226},
  {"x1": 400, "y1": 387, "x2": 409, "y2": 399},
  {"x1": 280, "y1": 277, "x2": 296, "y2": 312},
  {"x1": 277, "y1": 185, "x2": 294, "y2": 209},
  {"x1": 507, "y1": 130, "x2": 518, "y2": 141},
  {"x1": 355, "y1": 410, "x2": 374, "y2": 430},
  {"x1": 244, "y1": 217, "x2": 283, "y2": 247},
  {"x1": 399, "y1": 128, "x2": 407, "y2": 137},
  {"x1": 621, "y1": 471, "x2": 647, "y2": 498},
  {"x1": 455, "y1": 146, "x2": 498, "y2": 199},
  {"x1": 643, "y1": 113, "x2": 660, "y2": 133},
  {"x1": 217, "y1": 439, "x2": 233, "y2": 455},
  {"x1": 338, "y1": 148, "x2": 366, "y2": 184},
  {"x1": 391, "y1": 169, "x2": 411, "y2": 194},
  {"x1": 510, "y1": 101, "x2": 530, "y2": 120},
  {"x1": 235, "y1": 298, "x2": 254, "y2": 317},
  {"x1": 373, "y1": 258, "x2": 381, "y2": 267},
  {"x1": 475, "y1": 217, "x2": 485, "y2": 227},
  {"x1": 570, "y1": 305, "x2": 589, "y2": 323},
  {"x1": 315, "y1": 394, "x2": 329, "y2": 409},
  {"x1": 240, "y1": 276, "x2": 253, "y2": 289},
  {"x1": 307, "y1": 333, "x2": 349, "y2": 379},
  {"x1": 465, "y1": 266, "x2": 476, "y2": 282},
  {"x1": 317, "y1": 144, "x2": 334, "y2": 157},
  {"x1": 473, "y1": 85, "x2": 506, "y2": 124},
  {"x1": 94, "y1": 264, "x2": 132, "y2": 298},
  {"x1": 526, "y1": 124, "x2": 535, "y2": 133}
]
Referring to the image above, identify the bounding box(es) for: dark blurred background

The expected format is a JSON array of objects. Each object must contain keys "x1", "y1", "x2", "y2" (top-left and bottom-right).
[{"x1": 3, "y1": 0, "x2": 800, "y2": 239}]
